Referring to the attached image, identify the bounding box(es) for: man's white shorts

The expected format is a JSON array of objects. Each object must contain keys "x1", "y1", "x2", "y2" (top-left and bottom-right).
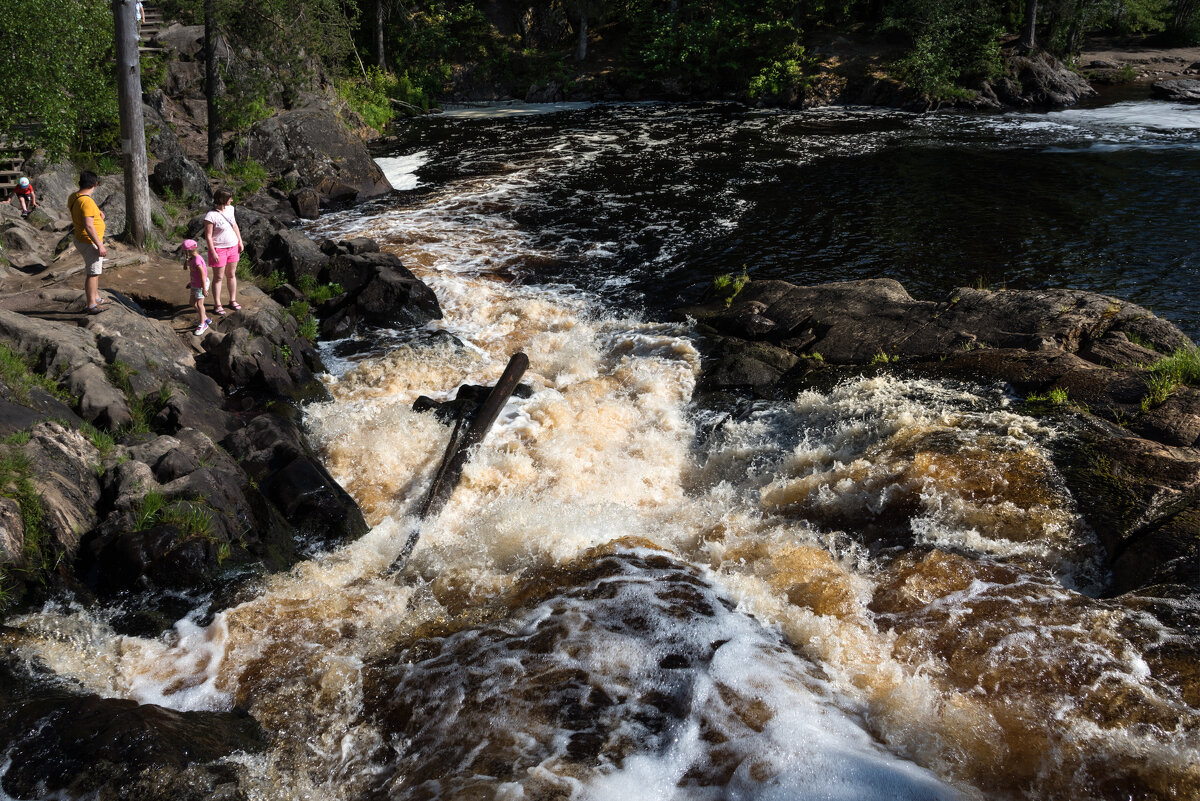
[{"x1": 76, "y1": 239, "x2": 104, "y2": 276}]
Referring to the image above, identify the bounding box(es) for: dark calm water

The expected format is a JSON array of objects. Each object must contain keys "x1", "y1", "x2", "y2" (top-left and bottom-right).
[{"x1": 375, "y1": 100, "x2": 1200, "y2": 341}]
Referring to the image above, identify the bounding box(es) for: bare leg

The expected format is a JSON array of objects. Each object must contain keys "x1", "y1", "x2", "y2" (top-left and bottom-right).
[
  {"x1": 212, "y1": 272, "x2": 225, "y2": 310},
  {"x1": 225, "y1": 262, "x2": 238, "y2": 306},
  {"x1": 85, "y1": 274, "x2": 100, "y2": 308}
]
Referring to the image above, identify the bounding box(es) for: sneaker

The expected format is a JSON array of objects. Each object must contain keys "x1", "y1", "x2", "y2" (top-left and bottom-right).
[
  {"x1": 194, "y1": 321, "x2": 209, "y2": 336},
  {"x1": 205, "y1": 318, "x2": 213, "y2": 326}
]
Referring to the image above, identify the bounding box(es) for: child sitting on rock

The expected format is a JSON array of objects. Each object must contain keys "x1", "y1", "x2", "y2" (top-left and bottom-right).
[
  {"x1": 182, "y1": 239, "x2": 212, "y2": 336},
  {"x1": 14, "y1": 178, "x2": 37, "y2": 217}
]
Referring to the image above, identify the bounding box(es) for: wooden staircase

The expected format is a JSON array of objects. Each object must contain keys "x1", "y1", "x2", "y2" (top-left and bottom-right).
[
  {"x1": 138, "y1": 4, "x2": 166, "y2": 56},
  {"x1": 0, "y1": 135, "x2": 31, "y2": 202}
]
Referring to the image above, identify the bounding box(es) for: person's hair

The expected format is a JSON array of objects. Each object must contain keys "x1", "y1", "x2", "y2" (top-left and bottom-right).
[
  {"x1": 213, "y1": 188, "x2": 233, "y2": 207},
  {"x1": 78, "y1": 171, "x2": 99, "y2": 189}
]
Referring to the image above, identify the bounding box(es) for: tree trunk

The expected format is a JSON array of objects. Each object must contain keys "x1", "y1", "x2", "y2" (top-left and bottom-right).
[
  {"x1": 375, "y1": 0, "x2": 386, "y2": 70},
  {"x1": 112, "y1": 0, "x2": 151, "y2": 246},
  {"x1": 576, "y1": 11, "x2": 588, "y2": 61},
  {"x1": 205, "y1": 0, "x2": 225, "y2": 171},
  {"x1": 1019, "y1": 0, "x2": 1038, "y2": 51}
]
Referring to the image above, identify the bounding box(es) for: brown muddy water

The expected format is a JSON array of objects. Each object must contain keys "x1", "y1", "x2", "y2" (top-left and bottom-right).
[{"x1": 5, "y1": 101, "x2": 1199, "y2": 800}]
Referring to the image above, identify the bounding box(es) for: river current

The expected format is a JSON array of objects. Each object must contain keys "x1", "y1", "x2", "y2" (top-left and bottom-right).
[{"x1": 7, "y1": 101, "x2": 1200, "y2": 800}]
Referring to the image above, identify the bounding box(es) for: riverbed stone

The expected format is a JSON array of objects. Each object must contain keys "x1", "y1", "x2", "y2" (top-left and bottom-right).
[
  {"x1": 679, "y1": 278, "x2": 1200, "y2": 593},
  {"x1": 0, "y1": 660, "x2": 265, "y2": 801},
  {"x1": 1151, "y1": 79, "x2": 1200, "y2": 101}
]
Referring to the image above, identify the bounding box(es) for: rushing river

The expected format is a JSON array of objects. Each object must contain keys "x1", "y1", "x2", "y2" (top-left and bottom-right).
[{"x1": 7, "y1": 100, "x2": 1200, "y2": 800}]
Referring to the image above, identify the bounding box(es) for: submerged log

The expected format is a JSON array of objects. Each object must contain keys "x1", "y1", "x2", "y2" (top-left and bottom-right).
[{"x1": 389, "y1": 352, "x2": 530, "y2": 574}]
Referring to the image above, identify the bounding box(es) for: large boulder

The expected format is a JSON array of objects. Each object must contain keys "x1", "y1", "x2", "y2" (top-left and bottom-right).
[
  {"x1": 235, "y1": 108, "x2": 392, "y2": 204},
  {"x1": 150, "y1": 154, "x2": 213, "y2": 205},
  {"x1": 1151, "y1": 79, "x2": 1200, "y2": 102},
  {"x1": 223, "y1": 412, "x2": 368, "y2": 546},
  {"x1": 679, "y1": 278, "x2": 1200, "y2": 594},
  {"x1": 0, "y1": 660, "x2": 265, "y2": 801},
  {"x1": 321, "y1": 245, "x2": 443, "y2": 333},
  {"x1": 196, "y1": 288, "x2": 327, "y2": 400}
]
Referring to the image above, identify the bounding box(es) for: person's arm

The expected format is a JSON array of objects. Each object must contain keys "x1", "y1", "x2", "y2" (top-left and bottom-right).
[
  {"x1": 204, "y1": 219, "x2": 217, "y2": 257},
  {"x1": 29, "y1": 190, "x2": 37, "y2": 207},
  {"x1": 233, "y1": 218, "x2": 244, "y2": 251},
  {"x1": 84, "y1": 215, "x2": 106, "y2": 256}
]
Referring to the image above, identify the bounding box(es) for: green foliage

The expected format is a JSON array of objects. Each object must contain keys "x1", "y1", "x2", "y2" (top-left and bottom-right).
[
  {"x1": 871, "y1": 351, "x2": 901, "y2": 364},
  {"x1": 883, "y1": 0, "x2": 1003, "y2": 98},
  {"x1": 0, "y1": 444, "x2": 51, "y2": 576},
  {"x1": 133, "y1": 490, "x2": 214, "y2": 538},
  {"x1": 713, "y1": 267, "x2": 750, "y2": 307},
  {"x1": 297, "y1": 315, "x2": 319, "y2": 343},
  {"x1": 626, "y1": 0, "x2": 808, "y2": 93},
  {"x1": 287, "y1": 300, "x2": 319, "y2": 343},
  {"x1": 225, "y1": 159, "x2": 269, "y2": 196},
  {"x1": 1027, "y1": 387, "x2": 1070, "y2": 404},
  {"x1": 297, "y1": 274, "x2": 344, "y2": 303},
  {"x1": 1140, "y1": 345, "x2": 1200, "y2": 411},
  {"x1": 0, "y1": 343, "x2": 70, "y2": 404},
  {"x1": 256, "y1": 270, "x2": 288, "y2": 292},
  {"x1": 339, "y1": 67, "x2": 399, "y2": 132},
  {"x1": 0, "y1": 0, "x2": 119, "y2": 157}
]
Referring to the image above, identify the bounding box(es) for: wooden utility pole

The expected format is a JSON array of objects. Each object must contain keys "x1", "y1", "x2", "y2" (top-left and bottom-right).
[
  {"x1": 205, "y1": 0, "x2": 225, "y2": 170},
  {"x1": 113, "y1": 0, "x2": 151, "y2": 246}
]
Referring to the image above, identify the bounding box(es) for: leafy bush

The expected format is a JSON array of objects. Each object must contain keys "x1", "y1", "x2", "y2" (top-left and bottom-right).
[
  {"x1": 339, "y1": 67, "x2": 399, "y2": 131},
  {"x1": 883, "y1": 0, "x2": 1003, "y2": 99},
  {"x1": 226, "y1": 159, "x2": 269, "y2": 195},
  {"x1": 0, "y1": 0, "x2": 119, "y2": 157}
]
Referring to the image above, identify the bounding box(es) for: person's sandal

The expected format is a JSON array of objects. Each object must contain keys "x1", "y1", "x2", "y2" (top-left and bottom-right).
[
  {"x1": 229, "y1": 301, "x2": 242, "y2": 311},
  {"x1": 214, "y1": 306, "x2": 226, "y2": 315}
]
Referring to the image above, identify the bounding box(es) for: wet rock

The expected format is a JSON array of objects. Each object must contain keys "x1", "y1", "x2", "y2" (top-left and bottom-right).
[
  {"x1": 0, "y1": 661, "x2": 264, "y2": 801},
  {"x1": 1151, "y1": 79, "x2": 1200, "y2": 102},
  {"x1": 289, "y1": 186, "x2": 320, "y2": 219},
  {"x1": 0, "y1": 497, "x2": 24, "y2": 566},
  {"x1": 223, "y1": 413, "x2": 368, "y2": 546},
  {"x1": 324, "y1": 250, "x2": 443, "y2": 331},
  {"x1": 679, "y1": 278, "x2": 1200, "y2": 593},
  {"x1": 700, "y1": 336, "x2": 801, "y2": 393},
  {"x1": 197, "y1": 290, "x2": 326, "y2": 400}
]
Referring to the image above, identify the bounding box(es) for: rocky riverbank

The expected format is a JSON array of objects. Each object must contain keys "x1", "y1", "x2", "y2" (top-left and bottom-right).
[{"x1": 678, "y1": 278, "x2": 1199, "y2": 596}]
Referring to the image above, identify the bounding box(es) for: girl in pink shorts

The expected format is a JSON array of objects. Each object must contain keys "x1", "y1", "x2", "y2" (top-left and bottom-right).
[
  {"x1": 182, "y1": 239, "x2": 212, "y2": 336},
  {"x1": 204, "y1": 188, "x2": 245, "y2": 315}
]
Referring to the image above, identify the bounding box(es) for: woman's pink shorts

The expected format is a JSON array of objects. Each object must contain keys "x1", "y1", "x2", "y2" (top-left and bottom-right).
[{"x1": 211, "y1": 246, "x2": 240, "y2": 269}]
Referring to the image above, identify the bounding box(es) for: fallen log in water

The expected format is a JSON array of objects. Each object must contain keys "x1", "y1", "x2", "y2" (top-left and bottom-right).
[{"x1": 388, "y1": 352, "x2": 530, "y2": 574}]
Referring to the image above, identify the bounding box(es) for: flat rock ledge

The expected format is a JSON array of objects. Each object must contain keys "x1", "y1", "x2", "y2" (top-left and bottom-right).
[{"x1": 678, "y1": 278, "x2": 1199, "y2": 595}]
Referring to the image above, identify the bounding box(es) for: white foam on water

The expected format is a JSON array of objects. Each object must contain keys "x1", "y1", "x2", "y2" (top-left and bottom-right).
[
  {"x1": 439, "y1": 101, "x2": 596, "y2": 118},
  {"x1": 375, "y1": 150, "x2": 428, "y2": 190}
]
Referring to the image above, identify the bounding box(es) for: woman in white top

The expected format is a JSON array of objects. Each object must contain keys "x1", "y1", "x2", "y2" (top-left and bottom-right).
[{"x1": 204, "y1": 188, "x2": 244, "y2": 315}]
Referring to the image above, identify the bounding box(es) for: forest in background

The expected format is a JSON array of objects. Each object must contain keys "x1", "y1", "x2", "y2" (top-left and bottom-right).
[{"x1": 1, "y1": 0, "x2": 1198, "y2": 161}]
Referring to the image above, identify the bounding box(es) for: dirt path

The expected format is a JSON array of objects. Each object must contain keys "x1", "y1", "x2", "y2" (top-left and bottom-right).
[{"x1": 1079, "y1": 36, "x2": 1200, "y2": 82}]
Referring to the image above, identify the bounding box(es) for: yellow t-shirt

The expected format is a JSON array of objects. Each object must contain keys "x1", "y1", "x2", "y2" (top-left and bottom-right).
[{"x1": 68, "y1": 191, "x2": 104, "y2": 245}]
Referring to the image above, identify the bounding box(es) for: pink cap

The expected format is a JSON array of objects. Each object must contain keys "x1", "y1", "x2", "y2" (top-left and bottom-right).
[{"x1": 182, "y1": 239, "x2": 198, "y2": 250}]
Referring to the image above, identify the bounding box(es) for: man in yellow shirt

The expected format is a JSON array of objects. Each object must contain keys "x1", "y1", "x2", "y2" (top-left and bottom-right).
[{"x1": 68, "y1": 171, "x2": 107, "y2": 314}]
